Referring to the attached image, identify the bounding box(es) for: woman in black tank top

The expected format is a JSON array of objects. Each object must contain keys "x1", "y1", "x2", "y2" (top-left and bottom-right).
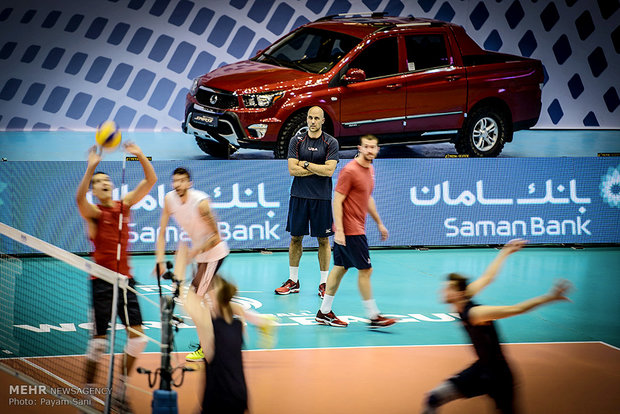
[{"x1": 186, "y1": 275, "x2": 248, "y2": 414}]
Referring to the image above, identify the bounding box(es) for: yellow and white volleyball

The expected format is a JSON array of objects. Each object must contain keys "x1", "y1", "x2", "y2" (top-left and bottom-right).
[{"x1": 95, "y1": 120, "x2": 122, "y2": 150}]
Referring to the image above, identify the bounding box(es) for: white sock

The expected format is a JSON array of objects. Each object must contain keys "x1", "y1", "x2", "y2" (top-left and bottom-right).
[
  {"x1": 320, "y1": 294, "x2": 335, "y2": 314},
  {"x1": 363, "y1": 299, "x2": 380, "y2": 320},
  {"x1": 289, "y1": 266, "x2": 299, "y2": 283},
  {"x1": 320, "y1": 271, "x2": 328, "y2": 284}
]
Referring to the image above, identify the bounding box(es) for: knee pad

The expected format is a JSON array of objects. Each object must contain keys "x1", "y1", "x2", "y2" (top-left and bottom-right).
[
  {"x1": 426, "y1": 381, "x2": 461, "y2": 409},
  {"x1": 124, "y1": 336, "x2": 147, "y2": 357},
  {"x1": 426, "y1": 392, "x2": 440, "y2": 408},
  {"x1": 87, "y1": 338, "x2": 107, "y2": 361}
]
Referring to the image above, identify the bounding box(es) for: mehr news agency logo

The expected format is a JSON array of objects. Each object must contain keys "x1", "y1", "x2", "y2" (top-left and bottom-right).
[
  {"x1": 600, "y1": 164, "x2": 620, "y2": 208},
  {"x1": 7, "y1": 383, "x2": 109, "y2": 407}
]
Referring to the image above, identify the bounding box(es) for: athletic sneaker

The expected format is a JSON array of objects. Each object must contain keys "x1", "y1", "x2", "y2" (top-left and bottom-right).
[
  {"x1": 186, "y1": 346, "x2": 205, "y2": 362},
  {"x1": 275, "y1": 279, "x2": 300, "y2": 295},
  {"x1": 315, "y1": 310, "x2": 348, "y2": 327},
  {"x1": 318, "y1": 283, "x2": 326, "y2": 298},
  {"x1": 369, "y1": 315, "x2": 397, "y2": 328}
]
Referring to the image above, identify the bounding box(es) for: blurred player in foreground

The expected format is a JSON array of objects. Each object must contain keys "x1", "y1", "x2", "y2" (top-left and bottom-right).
[
  {"x1": 156, "y1": 167, "x2": 229, "y2": 362},
  {"x1": 76, "y1": 143, "x2": 157, "y2": 407},
  {"x1": 173, "y1": 244, "x2": 250, "y2": 413},
  {"x1": 422, "y1": 239, "x2": 572, "y2": 414},
  {"x1": 156, "y1": 167, "x2": 276, "y2": 361}
]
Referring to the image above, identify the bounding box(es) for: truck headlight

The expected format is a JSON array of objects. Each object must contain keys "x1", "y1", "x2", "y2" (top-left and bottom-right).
[
  {"x1": 190, "y1": 78, "x2": 200, "y2": 96},
  {"x1": 243, "y1": 92, "x2": 284, "y2": 108}
]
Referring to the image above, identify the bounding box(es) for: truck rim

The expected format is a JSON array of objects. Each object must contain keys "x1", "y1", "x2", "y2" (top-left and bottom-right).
[
  {"x1": 472, "y1": 116, "x2": 498, "y2": 152},
  {"x1": 295, "y1": 125, "x2": 309, "y2": 136}
]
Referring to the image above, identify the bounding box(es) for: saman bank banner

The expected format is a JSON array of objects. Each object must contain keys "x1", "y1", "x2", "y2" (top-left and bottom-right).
[{"x1": 0, "y1": 157, "x2": 619, "y2": 254}]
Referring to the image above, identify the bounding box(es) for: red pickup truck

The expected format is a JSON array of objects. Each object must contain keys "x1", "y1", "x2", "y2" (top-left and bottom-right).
[{"x1": 183, "y1": 13, "x2": 544, "y2": 158}]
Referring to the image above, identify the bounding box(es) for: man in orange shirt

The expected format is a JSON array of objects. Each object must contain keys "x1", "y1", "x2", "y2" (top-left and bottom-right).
[{"x1": 315, "y1": 135, "x2": 396, "y2": 328}]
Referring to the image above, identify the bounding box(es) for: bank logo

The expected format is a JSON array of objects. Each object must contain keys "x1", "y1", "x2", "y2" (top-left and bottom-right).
[{"x1": 600, "y1": 165, "x2": 620, "y2": 208}]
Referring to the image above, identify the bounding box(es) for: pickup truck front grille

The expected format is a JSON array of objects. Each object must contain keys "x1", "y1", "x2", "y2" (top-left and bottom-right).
[{"x1": 195, "y1": 87, "x2": 238, "y2": 109}]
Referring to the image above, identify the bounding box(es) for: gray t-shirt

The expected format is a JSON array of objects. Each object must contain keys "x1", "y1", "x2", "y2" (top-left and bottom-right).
[{"x1": 288, "y1": 132, "x2": 339, "y2": 200}]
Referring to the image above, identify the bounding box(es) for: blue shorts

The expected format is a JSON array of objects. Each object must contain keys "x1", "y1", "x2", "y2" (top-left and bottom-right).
[
  {"x1": 333, "y1": 235, "x2": 371, "y2": 270},
  {"x1": 286, "y1": 196, "x2": 334, "y2": 238}
]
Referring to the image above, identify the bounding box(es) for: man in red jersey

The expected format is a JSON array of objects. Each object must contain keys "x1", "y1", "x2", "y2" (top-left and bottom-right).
[
  {"x1": 315, "y1": 135, "x2": 396, "y2": 328},
  {"x1": 76, "y1": 143, "x2": 157, "y2": 404}
]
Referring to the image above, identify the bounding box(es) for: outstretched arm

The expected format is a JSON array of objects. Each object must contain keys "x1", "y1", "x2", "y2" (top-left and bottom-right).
[
  {"x1": 466, "y1": 239, "x2": 526, "y2": 298},
  {"x1": 76, "y1": 146, "x2": 101, "y2": 220},
  {"x1": 122, "y1": 142, "x2": 157, "y2": 207},
  {"x1": 468, "y1": 279, "x2": 572, "y2": 325}
]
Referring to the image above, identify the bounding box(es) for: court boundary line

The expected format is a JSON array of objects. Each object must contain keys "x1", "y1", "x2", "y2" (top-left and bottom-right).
[
  {"x1": 237, "y1": 340, "x2": 620, "y2": 353},
  {"x1": 1, "y1": 340, "x2": 617, "y2": 362}
]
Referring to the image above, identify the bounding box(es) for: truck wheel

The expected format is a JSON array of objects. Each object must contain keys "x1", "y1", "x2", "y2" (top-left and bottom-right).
[
  {"x1": 274, "y1": 112, "x2": 308, "y2": 159},
  {"x1": 195, "y1": 137, "x2": 237, "y2": 158},
  {"x1": 456, "y1": 107, "x2": 508, "y2": 157}
]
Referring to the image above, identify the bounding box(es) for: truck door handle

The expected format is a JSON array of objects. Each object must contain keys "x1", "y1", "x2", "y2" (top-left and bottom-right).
[
  {"x1": 446, "y1": 75, "x2": 462, "y2": 81},
  {"x1": 386, "y1": 83, "x2": 402, "y2": 90}
]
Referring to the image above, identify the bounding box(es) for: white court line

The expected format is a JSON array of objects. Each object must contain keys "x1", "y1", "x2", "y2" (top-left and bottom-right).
[
  {"x1": 234, "y1": 340, "x2": 620, "y2": 353},
  {"x1": 3, "y1": 341, "x2": 617, "y2": 361}
]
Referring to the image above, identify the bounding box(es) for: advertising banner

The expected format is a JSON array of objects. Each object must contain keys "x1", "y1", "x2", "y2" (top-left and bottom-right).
[{"x1": 0, "y1": 158, "x2": 618, "y2": 254}]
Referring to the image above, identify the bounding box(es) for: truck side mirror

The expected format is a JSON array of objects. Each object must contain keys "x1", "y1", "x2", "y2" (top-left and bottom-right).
[{"x1": 342, "y1": 68, "x2": 366, "y2": 84}]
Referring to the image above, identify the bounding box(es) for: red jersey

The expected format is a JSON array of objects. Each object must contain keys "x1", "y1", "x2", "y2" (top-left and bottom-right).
[
  {"x1": 334, "y1": 159, "x2": 375, "y2": 235},
  {"x1": 91, "y1": 201, "x2": 132, "y2": 278}
]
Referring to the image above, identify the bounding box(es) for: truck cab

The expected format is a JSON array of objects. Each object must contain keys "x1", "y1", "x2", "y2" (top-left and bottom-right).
[{"x1": 183, "y1": 13, "x2": 543, "y2": 158}]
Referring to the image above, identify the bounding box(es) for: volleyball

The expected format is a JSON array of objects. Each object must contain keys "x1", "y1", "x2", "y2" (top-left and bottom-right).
[{"x1": 95, "y1": 120, "x2": 122, "y2": 150}]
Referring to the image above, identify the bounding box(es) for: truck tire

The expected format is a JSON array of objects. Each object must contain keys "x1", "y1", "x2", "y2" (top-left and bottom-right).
[
  {"x1": 456, "y1": 107, "x2": 508, "y2": 157},
  {"x1": 195, "y1": 137, "x2": 237, "y2": 158},
  {"x1": 274, "y1": 112, "x2": 308, "y2": 159}
]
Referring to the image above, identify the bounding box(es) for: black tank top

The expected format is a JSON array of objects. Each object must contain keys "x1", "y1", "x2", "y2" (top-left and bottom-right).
[
  {"x1": 460, "y1": 301, "x2": 507, "y2": 367},
  {"x1": 203, "y1": 317, "x2": 247, "y2": 414}
]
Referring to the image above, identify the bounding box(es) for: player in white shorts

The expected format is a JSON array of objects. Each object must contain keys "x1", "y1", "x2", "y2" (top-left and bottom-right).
[
  {"x1": 156, "y1": 167, "x2": 275, "y2": 361},
  {"x1": 156, "y1": 167, "x2": 229, "y2": 361}
]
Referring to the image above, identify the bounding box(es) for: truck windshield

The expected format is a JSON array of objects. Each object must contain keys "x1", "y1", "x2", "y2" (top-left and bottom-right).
[{"x1": 254, "y1": 28, "x2": 361, "y2": 74}]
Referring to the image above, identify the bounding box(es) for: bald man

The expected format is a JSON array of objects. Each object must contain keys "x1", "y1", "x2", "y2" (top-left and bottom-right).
[{"x1": 276, "y1": 106, "x2": 339, "y2": 297}]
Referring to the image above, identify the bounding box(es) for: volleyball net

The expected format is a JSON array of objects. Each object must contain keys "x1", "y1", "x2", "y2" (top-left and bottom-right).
[{"x1": 0, "y1": 222, "x2": 174, "y2": 413}]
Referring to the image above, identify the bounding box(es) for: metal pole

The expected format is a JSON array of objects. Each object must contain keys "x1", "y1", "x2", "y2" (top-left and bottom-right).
[
  {"x1": 159, "y1": 296, "x2": 173, "y2": 390},
  {"x1": 104, "y1": 277, "x2": 120, "y2": 413}
]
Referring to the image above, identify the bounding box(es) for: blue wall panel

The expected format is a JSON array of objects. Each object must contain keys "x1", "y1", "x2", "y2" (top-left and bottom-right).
[{"x1": 0, "y1": 0, "x2": 617, "y2": 132}]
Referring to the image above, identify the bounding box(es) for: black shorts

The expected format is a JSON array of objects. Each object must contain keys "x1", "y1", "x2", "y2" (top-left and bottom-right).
[
  {"x1": 91, "y1": 278, "x2": 142, "y2": 337},
  {"x1": 333, "y1": 235, "x2": 371, "y2": 270},
  {"x1": 286, "y1": 196, "x2": 333, "y2": 238},
  {"x1": 449, "y1": 360, "x2": 515, "y2": 413}
]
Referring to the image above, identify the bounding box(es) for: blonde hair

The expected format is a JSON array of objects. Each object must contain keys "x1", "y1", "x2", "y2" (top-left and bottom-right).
[{"x1": 215, "y1": 275, "x2": 237, "y2": 316}]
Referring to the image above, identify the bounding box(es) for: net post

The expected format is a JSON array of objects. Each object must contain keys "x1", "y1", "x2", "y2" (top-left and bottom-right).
[
  {"x1": 159, "y1": 295, "x2": 173, "y2": 391},
  {"x1": 103, "y1": 276, "x2": 120, "y2": 414},
  {"x1": 151, "y1": 271, "x2": 179, "y2": 413}
]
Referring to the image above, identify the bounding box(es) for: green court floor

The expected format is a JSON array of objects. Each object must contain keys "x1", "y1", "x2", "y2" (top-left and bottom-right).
[{"x1": 8, "y1": 246, "x2": 619, "y2": 359}]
